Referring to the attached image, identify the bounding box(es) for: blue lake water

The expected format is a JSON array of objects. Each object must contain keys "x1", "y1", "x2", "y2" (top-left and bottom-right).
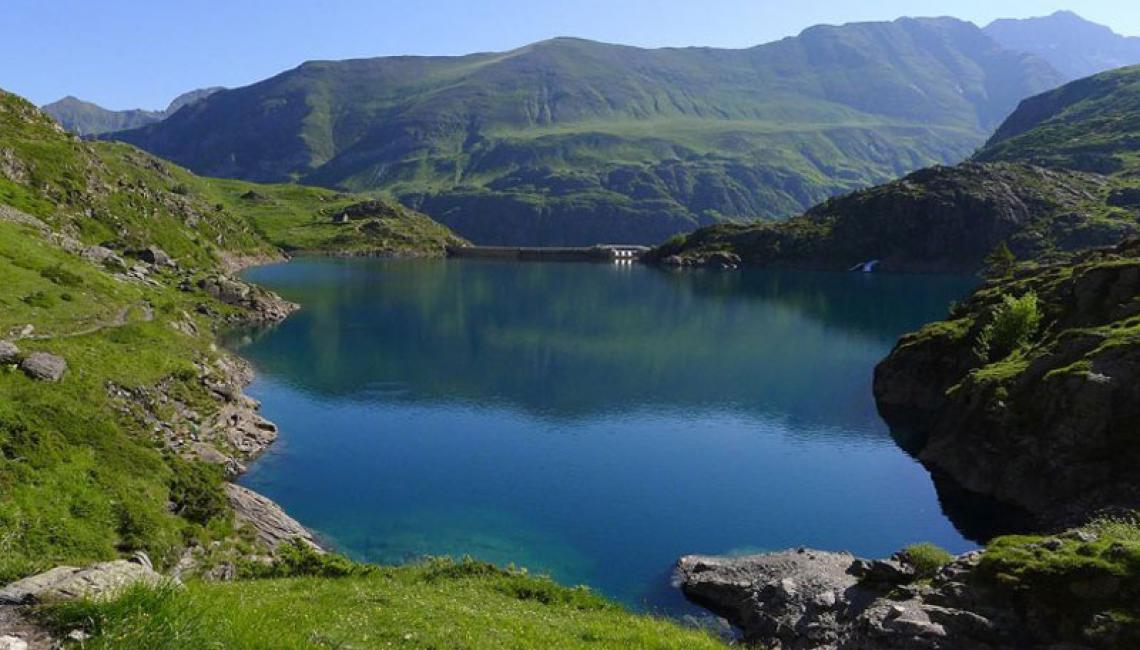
[{"x1": 235, "y1": 258, "x2": 980, "y2": 610}]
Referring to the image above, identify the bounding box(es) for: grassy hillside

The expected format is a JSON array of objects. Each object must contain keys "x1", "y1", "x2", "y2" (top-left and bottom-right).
[
  {"x1": 41, "y1": 556, "x2": 726, "y2": 649},
  {"x1": 653, "y1": 65, "x2": 1140, "y2": 272},
  {"x1": 0, "y1": 89, "x2": 719, "y2": 647},
  {"x1": 110, "y1": 18, "x2": 1062, "y2": 245},
  {"x1": 977, "y1": 64, "x2": 1140, "y2": 175}
]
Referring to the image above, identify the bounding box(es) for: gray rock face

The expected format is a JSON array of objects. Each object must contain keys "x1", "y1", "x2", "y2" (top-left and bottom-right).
[
  {"x1": 0, "y1": 340, "x2": 19, "y2": 365},
  {"x1": 874, "y1": 241, "x2": 1140, "y2": 527},
  {"x1": 198, "y1": 276, "x2": 297, "y2": 323},
  {"x1": 134, "y1": 246, "x2": 174, "y2": 267},
  {"x1": 225, "y1": 483, "x2": 320, "y2": 551},
  {"x1": 18, "y1": 352, "x2": 66, "y2": 382},
  {"x1": 675, "y1": 548, "x2": 1070, "y2": 650},
  {"x1": 0, "y1": 557, "x2": 165, "y2": 605}
]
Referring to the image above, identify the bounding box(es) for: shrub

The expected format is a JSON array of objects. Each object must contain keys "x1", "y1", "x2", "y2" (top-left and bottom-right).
[
  {"x1": 975, "y1": 292, "x2": 1042, "y2": 361},
  {"x1": 902, "y1": 542, "x2": 954, "y2": 580},
  {"x1": 983, "y1": 242, "x2": 1017, "y2": 277},
  {"x1": 168, "y1": 459, "x2": 227, "y2": 526},
  {"x1": 22, "y1": 290, "x2": 56, "y2": 308},
  {"x1": 41, "y1": 264, "x2": 84, "y2": 287},
  {"x1": 238, "y1": 540, "x2": 372, "y2": 579}
]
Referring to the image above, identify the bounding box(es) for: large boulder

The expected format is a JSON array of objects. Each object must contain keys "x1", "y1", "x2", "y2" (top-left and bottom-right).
[
  {"x1": 132, "y1": 246, "x2": 174, "y2": 267},
  {"x1": 198, "y1": 276, "x2": 297, "y2": 324},
  {"x1": 0, "y1": 340, "x2": 19, "y2": 365},
  {"x1": 225, "y1": 484, "x2": 320, "y2": 551},
  {"x1": 18, "y1": 353, "x2": 66, "y2": 382},
  {"x1": 0, "y1": 557, "x2": 165, "y2": 605},
  {"x1": 675, "y1": 545, "x2": 1116, "y2": 649}
]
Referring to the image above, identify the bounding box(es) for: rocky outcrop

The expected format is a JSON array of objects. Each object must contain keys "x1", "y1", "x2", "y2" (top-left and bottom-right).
[
  {"x1": 647, "y1": 163, "x2": 1132, "y2": 273},
  {"x1": 874, "y1": 239, "x2": 1140, "y2": 527},
  {"x1": 0, "y1": 556, "x2": 165, "y2": 605},
  {"x1": 225, "y1": 484, "x2": 320, "y2": 551},
  {"x1": 18, "y1": 353, "x2": 66, "y2": 382},
  {"x1": 676, "y1": 540, "x2": 1136, "y2": 649},
  {"x1": 197, "y1": 275, "x2": 297, "y2": 323}
]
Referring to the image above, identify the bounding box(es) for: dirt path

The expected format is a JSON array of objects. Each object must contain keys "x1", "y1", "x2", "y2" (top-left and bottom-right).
[{"x1": 19, "y1": 301, "x2": 154, "y2": 341}]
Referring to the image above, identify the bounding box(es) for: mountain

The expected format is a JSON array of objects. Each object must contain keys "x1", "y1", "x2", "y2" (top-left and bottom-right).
[
  {"x1": 0, "y1": 88, "x2": 725, "y2": 649},
  {"x1": 652, "y1": 65, "x2": 1140, "y2": 272},
  {"x1": 109, "y1": 18, "x2": 1062, "y2": 245},
  {"x1": 42, "y1": 87, "x2": 224, "y2": 136},
  {"x1": 976, "y1": 64, "x2": 1140, "y2": 174},
  {"x1": 985, "y1": 11, "x2": 1140, "y2": 82},
  {"x1": 40, "y1": 96, "x2": 162, "y2": 136}
]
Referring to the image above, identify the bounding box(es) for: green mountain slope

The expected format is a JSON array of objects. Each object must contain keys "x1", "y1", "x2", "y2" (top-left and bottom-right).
[
  {"x1": 654, "y1": 66, "x2": 1140, "y2": 272},
  {"x1": 976, "y1": 64, "x2": 1140, "y2": 174},
  {"x1": 41, "y1": 88, "x2": 225, "y2": 137},
  {"x1": 985, "y1": 11, "x2": 1140, "y2": 82},
  {"x1": 1, "y1": 90, "x2": 714, "y2": 647},
  {"x1": 0, "y1": 86, "x2": 458, "y2": 577},
  {"x1": 110, "y1": 18, "x2": 1062, "y2": 245}
]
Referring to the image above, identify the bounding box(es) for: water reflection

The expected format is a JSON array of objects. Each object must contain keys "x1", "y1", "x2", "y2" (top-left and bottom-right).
[{"x1": 233, "y1": 258, "x2": 984, "y2": 609}]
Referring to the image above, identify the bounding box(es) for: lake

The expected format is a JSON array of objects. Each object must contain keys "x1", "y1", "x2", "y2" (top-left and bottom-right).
[{"x1": 235, "y1": 258, "x2": 980, "y2": 610}]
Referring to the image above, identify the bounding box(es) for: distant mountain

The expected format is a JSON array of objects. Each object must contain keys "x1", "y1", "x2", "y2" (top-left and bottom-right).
[
  {"x1": 652, "y1": 65, "x2": 1140, "y2": 272},
  {"x1": 41, "y1": 96, "x2": 162, "y2": 136},
  {"x1": 977, "y1": 64, "x2": 1140, "y2": 174},
  {"x1": 109, "y1": 18, "x2": 1062, "y2": 245},
  {"x1": 984, "y1": 11, "x2": 1140, "y2": 81},
  {"x1": 42, "y1": 87, "x2": 224, "y2": 136}
]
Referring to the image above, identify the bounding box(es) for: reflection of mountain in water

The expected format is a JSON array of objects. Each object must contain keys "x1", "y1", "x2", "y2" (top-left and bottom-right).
[{"x1": 236, "y1": 259, "x2": 975, "y2": 431}]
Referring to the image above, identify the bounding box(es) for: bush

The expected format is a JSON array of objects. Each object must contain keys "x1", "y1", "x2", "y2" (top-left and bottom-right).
[
  {"x1": 168, "y1": 459, "x2": 227, "y2": 526},
  {"x1": 238, "y1": 540, "x2": 373, "y2": 579},
  {"x1": 902, "y1": 542, "x2": 954, "y2": 580},
  {"x1": 41, "y1": 264, "x2": 84, "y2": 287},
  {"x1": 975, "y1": 292, "x2": 1042, "y2": 361},
  {"x1": 22, "y1": 290, "x2": 57, "y2": 308}
]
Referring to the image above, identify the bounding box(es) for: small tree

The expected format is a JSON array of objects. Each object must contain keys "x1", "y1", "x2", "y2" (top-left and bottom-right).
[
  {"x1": 975, "y1": 291, "x2": 1042, "y2": 361},
  {"x1": 984, "y1": 242, "x2": 1017, "y2": 277}
]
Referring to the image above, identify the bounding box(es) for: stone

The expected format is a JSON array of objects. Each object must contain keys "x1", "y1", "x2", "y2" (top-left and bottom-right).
[
  {"x1": 0, "y1": 636, "x2": 28, "y2": 650},
  {"x1": 134, "y1": 246, "x2": 174, "y2": 267},
  {"x1": 19, "y1": 352, "x2": 66, "y2": 382},
  {"x1": 225, "y1": 483, "x2": 321, "y2": 551},
  {"x1": 0, "y1": 340, "x2": 19, "y2": 364},
  {"x1": 675, "y1": 545, "x2": 1059, "y2": 649},
  {"x1": 0, "y1": 558, "x2": 164, "y2": 605}
]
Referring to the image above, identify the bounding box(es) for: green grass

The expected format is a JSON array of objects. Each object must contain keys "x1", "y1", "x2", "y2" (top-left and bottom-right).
[
  {"x1": 901, "y1": 543, "x2": 954, "y2": 580},
  {"x1": 40, "y1": 559, "x2": 728, "y2": 650},
  {"x1": 977, "y1": 515, "x2": 1140, "y2": 644}
]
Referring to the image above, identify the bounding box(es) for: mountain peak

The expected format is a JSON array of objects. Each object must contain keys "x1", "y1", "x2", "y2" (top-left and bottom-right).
[{"x1": 984, "y1": 11, "x2": 1140, "y2": 81}]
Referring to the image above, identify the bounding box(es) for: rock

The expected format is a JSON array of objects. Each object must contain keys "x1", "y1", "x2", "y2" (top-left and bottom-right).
[
  {"x1": 18, "y1": 352, "x2": 66, "y2": 382},
  {"x1": 80, "y1": 245, "x2": 126, "y2": 270},
  {"x1": 133, "y1": 246, "x2": 174, "y2": 267},
  {"x1": 0, "y1": 559, "x2": 165, "y2": 605},
  {"x1": 674, "y1": 540, "x2": 1140, "y2": 650},
  {"x1": 198, "y1": 276, "x2": 297, "y2": 323},
  {"x1": 0, "y1": 636, "x2": 27, "y2": 650},
  {"x1": 676, "y1": 549, "x2": 868, "y2": 648},
  {"x1": 225, "y1": 483, "x2": 320, "y2": 551},
  {"x1": 0, "y1": 340, "x2": 19, "y2": 364},
  {"x1": 873, "y1": 239, "x2": 1140, "y2": 528}
]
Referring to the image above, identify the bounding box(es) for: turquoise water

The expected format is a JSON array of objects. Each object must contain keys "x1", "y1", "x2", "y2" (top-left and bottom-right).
[{"x1": 235, "y1": 258, "x2": 979, "y2": 610}]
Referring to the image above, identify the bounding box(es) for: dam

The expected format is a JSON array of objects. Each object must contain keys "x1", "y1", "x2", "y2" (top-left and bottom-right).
[{"x1": 446, "y1": 244, "x2": 650, "y2": 262}]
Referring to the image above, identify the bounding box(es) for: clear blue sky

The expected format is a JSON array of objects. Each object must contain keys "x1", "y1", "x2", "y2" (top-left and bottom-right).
[{"x1": 1, "y1": 0, "x2": 1136, "y2": 110}]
